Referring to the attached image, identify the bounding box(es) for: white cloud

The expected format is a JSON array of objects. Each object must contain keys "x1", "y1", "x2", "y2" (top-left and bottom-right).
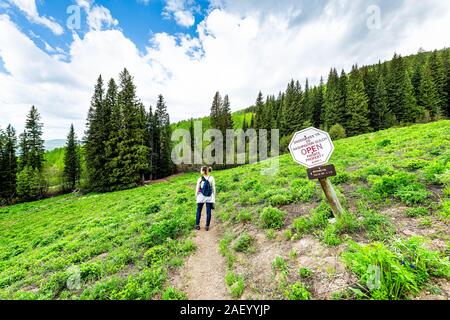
[
  {"x1": 163, "y1": 0, "x2": 197, "y2": 28},
  {"x1": 1, "y1": 0, "x2": 450, "y2": 140},
  {"x1": 75, "y1": 0, "x2": 118, "y2": 31},
  {"x1": 7, "y1": 0, "x2": 63, "y2": 35}
]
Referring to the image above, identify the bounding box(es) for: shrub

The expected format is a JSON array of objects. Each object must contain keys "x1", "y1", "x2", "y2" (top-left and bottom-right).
[
  {"x1": 342, "y1": 237, "x2": 450, "y2": 300},
  {"x1": 236, "y1": 210, "x2": 252, "y2": 223},
  {"x1": 405, "y1": 207, "x2": 430, "y2": 218},
  {"x1": 272, "y1": 256, "x2": 287, "y2": 273},
  {"x1": 329, "y1": 124, "x2": 347, "y2": 140},
  {"x1": 225, "y1": 272, "x2": 245, "y2": 298},
  {"x1": 423, "y1": 161, "x2": 446, "y2": 185},
  {"x1": 377, "y1": 139, "x2": 392, "y2": 148},
  {"x1": 285, "y1": 282, "x2": 311, "y2": 300},
  {"x1": 298, "y1": 268, "x2": 313, "y2": 278},
  {"x1": 145, "y1": 202, "x2": 161, "y2": 215},
  {"x1": 162, "y1": 286, "x2": 187, "y2": 300},
  {"x1": 233, "y1": 233, "x2": 254, "y2": 253},
  {"x1": 394, "y1": 184, "x2": 431, "y2": 205},
  {"x1": 292, "y1": 217, "x2": 311, "y2": 235},
  {"x1": 369, "y1": 172, "x2": 416, "y2": 197},
  {"x1": 269, "y1": 193, "x2": 293, "y2": 206},
  {"x1": 322, "y1": 225, "x2": 342, "y2": 246},
  {"x1": 80, "y1": 263, "x2": 102, "y2": 282},
  {"x1": 404, "y1": 159, "x2": 429, "y2": 171},
  {"x1": 335, "y1": 211, "x2": 362, "y2": 234},
  {"x1": 260, "y1": 207, "x2": 286, "y2": 230},
  {"x1": 143, "y1": 245, "x2": 167, "y2": 266},
  {"x1": 332, "y1": 172, "x2": 350, "y2": 185},
  {"x1": 292, "y1": 181, "x2": 316, "y2": 202}
]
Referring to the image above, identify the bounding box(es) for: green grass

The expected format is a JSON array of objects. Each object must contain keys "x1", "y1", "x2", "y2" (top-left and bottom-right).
[{"x1": 1, "y1": 120, "x2": 449, "y2": 300}]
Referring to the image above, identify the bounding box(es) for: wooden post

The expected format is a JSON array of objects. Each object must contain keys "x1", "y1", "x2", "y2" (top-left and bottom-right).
[{"x1": 319, "y1": 177, "x2": 343, "y2": 217}]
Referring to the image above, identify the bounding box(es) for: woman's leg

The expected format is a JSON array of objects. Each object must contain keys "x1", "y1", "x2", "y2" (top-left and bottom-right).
[
  {"x1": 206, "y1": 203, "x2": 212, "y2": 227},
  {"x1": 196, "y1": 203, "x2": 204, "y2": 227}
]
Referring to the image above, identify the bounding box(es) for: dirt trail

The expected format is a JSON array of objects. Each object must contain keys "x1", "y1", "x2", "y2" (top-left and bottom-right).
[{"x1": 171, "y1": 211, "x2": 230, "y2": 300}]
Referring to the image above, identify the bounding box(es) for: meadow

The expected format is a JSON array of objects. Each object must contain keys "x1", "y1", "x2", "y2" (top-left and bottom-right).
[{"x1": 0, "y1": 121, "x2": 449, "y2": 300}]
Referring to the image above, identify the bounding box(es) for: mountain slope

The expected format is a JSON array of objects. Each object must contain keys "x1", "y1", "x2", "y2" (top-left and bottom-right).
[{"x1": 0, "y1": 121, "x2": 449, "y2": 300}]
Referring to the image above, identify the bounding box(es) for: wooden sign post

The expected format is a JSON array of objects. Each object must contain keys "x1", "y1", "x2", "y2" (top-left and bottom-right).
[{"x1": 288, "y1": 128, "x2": 343, "y2": 217}]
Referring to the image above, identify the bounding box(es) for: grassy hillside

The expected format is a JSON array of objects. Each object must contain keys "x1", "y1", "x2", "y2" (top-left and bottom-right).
[{"x1": 0, "y1": 121, "x2": 449, "y2": 300}]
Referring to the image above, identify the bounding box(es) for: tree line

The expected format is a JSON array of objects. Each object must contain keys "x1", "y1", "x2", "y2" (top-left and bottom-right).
[{"x1": 252, "y1": 49, "x2": 450, "y2": 145}]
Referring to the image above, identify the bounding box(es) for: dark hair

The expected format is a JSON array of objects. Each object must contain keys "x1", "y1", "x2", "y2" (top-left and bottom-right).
[
  {"x1": 208, "y1": 167, "x2": 213, "y2": 174},
  {"x1": 201, "y1": 166, "x2": 209, "y2": 175}
]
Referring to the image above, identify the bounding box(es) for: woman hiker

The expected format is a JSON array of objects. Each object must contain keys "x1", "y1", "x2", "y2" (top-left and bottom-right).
[{"x1": 195, "y1": 166, "x2": 216, "y2": 231}]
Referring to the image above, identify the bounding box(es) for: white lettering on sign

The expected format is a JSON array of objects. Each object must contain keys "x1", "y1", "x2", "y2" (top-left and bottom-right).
[{"x1": 288, "y1": 127, "x2": 335, "y2": 168}]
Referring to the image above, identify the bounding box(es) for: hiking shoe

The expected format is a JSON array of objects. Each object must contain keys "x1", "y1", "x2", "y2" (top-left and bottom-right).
[
  {"x1": 195, "y1": 225, "x2": 201, "y2": 231},
  {"x1": 205, "y1": 226, "x2": 210, "y2": 231}
]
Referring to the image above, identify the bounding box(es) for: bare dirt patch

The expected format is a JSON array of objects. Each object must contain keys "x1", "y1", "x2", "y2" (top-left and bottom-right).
[{"x1": 169, "y1": 212, "x2": 229, "y2": 300}]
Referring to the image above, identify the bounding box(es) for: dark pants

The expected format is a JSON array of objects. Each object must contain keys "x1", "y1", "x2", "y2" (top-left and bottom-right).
[{"x1": 196, "y1": 203, "x2": 213, "y2": 227}]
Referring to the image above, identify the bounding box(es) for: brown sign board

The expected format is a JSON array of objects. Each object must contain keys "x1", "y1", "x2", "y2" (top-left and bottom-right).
[{"x1": 307, "y1": 164, "x2": 337, "y2": 180}]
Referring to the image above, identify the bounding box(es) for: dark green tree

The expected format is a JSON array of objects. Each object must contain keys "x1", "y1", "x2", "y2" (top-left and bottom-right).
[
  {"x1": 63, "y1": 124, "x2": 81, "y2": 191},
  {"x1": 371, "y1": 75, "x2": 390, "y2": 130},
  {"x1": 345, "y1": 66, "x2": 371, "y2": 135},
  {"x1": 418, "y1": 62, "x2": 440, "y2": 119},
  {"x1": 20, "y1": 106, "x2": 45, "y2": 171},
  {"x1": 154, "y1": 95, "x2": 173, "y2": 178},
  {"x1": 0, "y1": 125, "x2": 17, "y2": 202}
]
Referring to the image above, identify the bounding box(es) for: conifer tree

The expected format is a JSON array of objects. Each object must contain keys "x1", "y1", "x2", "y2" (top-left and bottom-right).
[
  {"x1": 418, "y1": 62, "x2": 440, "y2": 118},
  {"x1": 63, "y1": 124, "x2": 81, "y2": 191},
  {"x1": 371, "y1": 75, "x2": 390, "y2": 130},
  {"x1": 254, "y1": 91, "x2": 265, "y2": 130},
  {"x1": 210, "y1": 92, "x2": 223, "y2": 130},
  {"x1": 312, "y1": 77, "x2": 324, "y2": 128},
  {"x1": 221, "y1": 95, "x2": 234, "y2": 134},
  {"x1": 345, "y1": 66, "x2": 371, "y2": 136},
  {"x1": 155, "y1": 95, "x2": 173, "y2": 178},
  {"x1": 84, "y1": 75, "x2": 106, "y2": 191},
  {"x1": 0, "y1": 125, "x2": 17, "y2": 201},
  {"x1": 428, "y1": 50, "x2": 447, "y2": 113},
  {"x1": 21, "y1": 106, "x2": 45, "y2": 171},
  {"x1": 323, "y1": 69, "x2": 341, "y2": 129}
]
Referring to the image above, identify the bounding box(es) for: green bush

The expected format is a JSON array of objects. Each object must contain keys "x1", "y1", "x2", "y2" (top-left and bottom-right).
[
  {"x1": 260, "y1": 207, "x2": 286, "y2": 230},
  {"x1": 145, "y1": 202, "x2": 161, "y2": 215},
  {"x1": 143, "y1": 245, "x2": 167, "y2": 266},
  {"x1": 329, "y1": 124, "x2": 347, "y2": 140},
  {"x1": 285, "y1": 282, "x2": 311, "y2": 300},
  {"x1": 322, "y1": 224, "x2": 342, "y2": 246},
  {"x1": 292, "y1": 217, "x2": 311, "y2": 235},
  {"x1": 405, "y1": 207, "x2": 429, "y2": 217},
  {"x1": 269, "y1": 193, "x2": 293, "y2": 206},
  {"x1": 80, "y1": 263, "x2": 102, "y2": 281},
  {"x1": 292, "y1": 181, "x2": 316, "y2": 202},
  {"x1": 423, "y1": 161, "x2": 446, "y2": 184},
  {"x1": 225, "y1": 272, "x2": 245, "y2": 298},
  {"x1": 236, "y1": 210, "x2": 252, "y2": 223},
  {"x1": 161, "y1": 286, "x2": 187, "y2": 300},
  {"x1": 369, "y1": 172, "x2": 416, "y2": 197},
  {"x1": 233, "y1": 233, "x2": 254, "y2": 253},
  {"x1": 298, "y1": 268, "x2": 313, "y2": 278},
  {"x1": 394, "y1": 184, "x2": 431, "y2": 205},
  {"x1": 342, "y1": 237, "x2": 450, "y2": 300}
]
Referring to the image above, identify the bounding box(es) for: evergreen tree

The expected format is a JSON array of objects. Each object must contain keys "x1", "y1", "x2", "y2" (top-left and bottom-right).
[
  {"x1": 445, "y1": 49, "x2": 450, "y2": 117},
  {"x1": 221, "y1": 95, "x2": 234, "y2": 134},
  {"x1": 147, "y1": 106, "x2": 158, "y2": 180},
  {"x1": 21, "y1": 106, "x2": 45, "y2": 171},
  {"x1": 283, "y1": 80, "x2": 304, "y2": 133},
  {"x1": 84, "y1": 75, "x2": 106, "y2": 191},
  {"x1": 387, "y1": 54, "x2": 420, "y2": 123},
  {"x1": 115, "y1": 69, "x2": 149, "y2": 187},
  {"x1": 0, "y1": 125, "x2": 17, "y2": 202},
  {"x1": 254, "y1": 91, "x2": 265, "y2": 130},
  {"x1": 345, "y1": 66, "x2": 371, "y2": 136},
  {"x1": 323, "y1": 69, "x2": 341, "y2": 129},
  {"x1": 155, "y1": 95, "x2": 173, "y2": 178},
  {"x1": 210, "y1": 92, "x2": 223, "y2": 130},
  {"x1": 428, "y1": 50, "x2": 447, "y2": 113},
  {"x1": 418, "y1": 62, "x2": 440, "y2": 118},
  {"x1": 312, "y1": 77, "x2": 324, "y2": 128},
  {"x1": 371, "y1": 75, "x2": 390, "y2": 130},
  {"x1": 63, "y1": 124, "x2": 81, "y2": 191}
]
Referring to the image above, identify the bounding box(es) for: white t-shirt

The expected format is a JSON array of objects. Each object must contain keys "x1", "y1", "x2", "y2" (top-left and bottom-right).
[{"x1": 196, "y1": 175, "x2": 216, "y2": 204}]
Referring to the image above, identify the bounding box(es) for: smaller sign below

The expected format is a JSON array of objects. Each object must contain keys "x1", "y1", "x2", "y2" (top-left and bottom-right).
[{"x1": 307, "y1": 164, "x2": 337, "y2": 180}]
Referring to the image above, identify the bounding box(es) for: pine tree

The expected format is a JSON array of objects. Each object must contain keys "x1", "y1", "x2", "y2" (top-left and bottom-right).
[
  {"x1": 445, "y1": 48, "x2": 450, "y2": 117},
  {"x1": 221, "y1": 95, "x2": 234, "y2": 134},
  {"x1": 21, "y1": 106, "x2": 45, "y2": 171},
  {"x1": 210, "y1": 92, "x2": 223, "y2": 130},
  {"x1": 84, "y1": 75, "x2": 106, "y2": 191},
  {"x1": 428, "y1": 50, "x2": 447, "y2": 113},
  {"x1": 345, "y1": 66, "x2": 371, "y2": 136},
  {"x1": 155, "y1": 95, "x2": 173, "y2": 178},
  {"x1": 254, "y1": 91, "x2": 265, "y2": 130},
  {"x1": 115, "y1": 69, "x2": 149, "y2": 187},
  {"x1": 283, "y1": 80, "x2": 304, "y2": 133},
  {"x1": 418, "y1": 62, "x2": 440, "y2": 119},
  {"x1": 387, "y1": 54, "x2": 420, "y2": 123},
  {"x1": 312, "y1": 77, "x2": 324, "y2": 128},
  {"x1": 63, "y1": 124, "x2": 81, "y2": 190},
  {"x1": 371, "y1": 75, "x2": 390, "y2": 130},
  {"x1": 323, "y1": 69, "x2": 341, "y2": 129},
  {"x1": 0, "y1": 125, "x2": 17, "y2": 202},
  {"x1": 147, "y1": 106, "x2": 158, "y2": 179}
]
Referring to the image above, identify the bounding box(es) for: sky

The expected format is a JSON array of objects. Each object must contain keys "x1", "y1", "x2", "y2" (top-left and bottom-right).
[{"x1": 0, "y1": 0, "x2": 449, "y2": 140}]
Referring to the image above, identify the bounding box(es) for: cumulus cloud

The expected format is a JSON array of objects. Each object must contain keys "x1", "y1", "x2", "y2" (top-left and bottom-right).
[
  {"x1": 75, "y1": 0, "x2": 118, "y2": 31},
  {"x1": 1, "y1": 0, "x2": 450, "y2": 139},
  {"x1": 163, "y1": 0, "x2": 197, "y2": 28},
  {"x1": 7, "y1": 0, "x2": 63, "y2": 35}
]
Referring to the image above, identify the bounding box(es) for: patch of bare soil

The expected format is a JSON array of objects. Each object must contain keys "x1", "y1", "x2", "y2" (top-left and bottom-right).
[
  {"x1": 382, "y1": 206, "x2": 449, "y2": 251},
  {"x1": 230, "y1": 221, "x2": 356, "y2": 300},
  {"x1": 169, "y1": 211, "x2": 229, "y2": 300},
  {"x1": 281, "y1": 203, "x2": 317, "y2": 225},
  {"x1": 415, "y1": 278, "x2": 450, "y2": 300}
]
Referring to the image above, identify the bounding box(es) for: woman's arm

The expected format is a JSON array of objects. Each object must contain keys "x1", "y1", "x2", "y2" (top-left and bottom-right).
[{"x1": 195, "y1": 178, "x2": 200, "y2": 196}]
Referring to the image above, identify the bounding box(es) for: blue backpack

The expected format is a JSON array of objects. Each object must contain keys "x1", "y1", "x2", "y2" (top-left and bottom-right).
[{"x1": 201, "y1": 176, "x2": 213, "y2": 197}]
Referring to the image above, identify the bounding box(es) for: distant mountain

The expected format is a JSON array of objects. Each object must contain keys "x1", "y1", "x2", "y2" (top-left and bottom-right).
[{"x1": 44, "y1": 139, "x2": 66, "y2": 151}]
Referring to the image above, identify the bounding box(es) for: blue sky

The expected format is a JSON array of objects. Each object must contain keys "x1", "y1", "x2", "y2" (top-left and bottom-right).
[{"x1": 0, "y1": 0, "x2": 450, "y2": 139}]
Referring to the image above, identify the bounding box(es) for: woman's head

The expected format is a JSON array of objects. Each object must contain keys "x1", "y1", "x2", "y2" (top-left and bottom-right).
[{"x1": 201, "y1": 166, "x2": 209, "y2": 175}]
